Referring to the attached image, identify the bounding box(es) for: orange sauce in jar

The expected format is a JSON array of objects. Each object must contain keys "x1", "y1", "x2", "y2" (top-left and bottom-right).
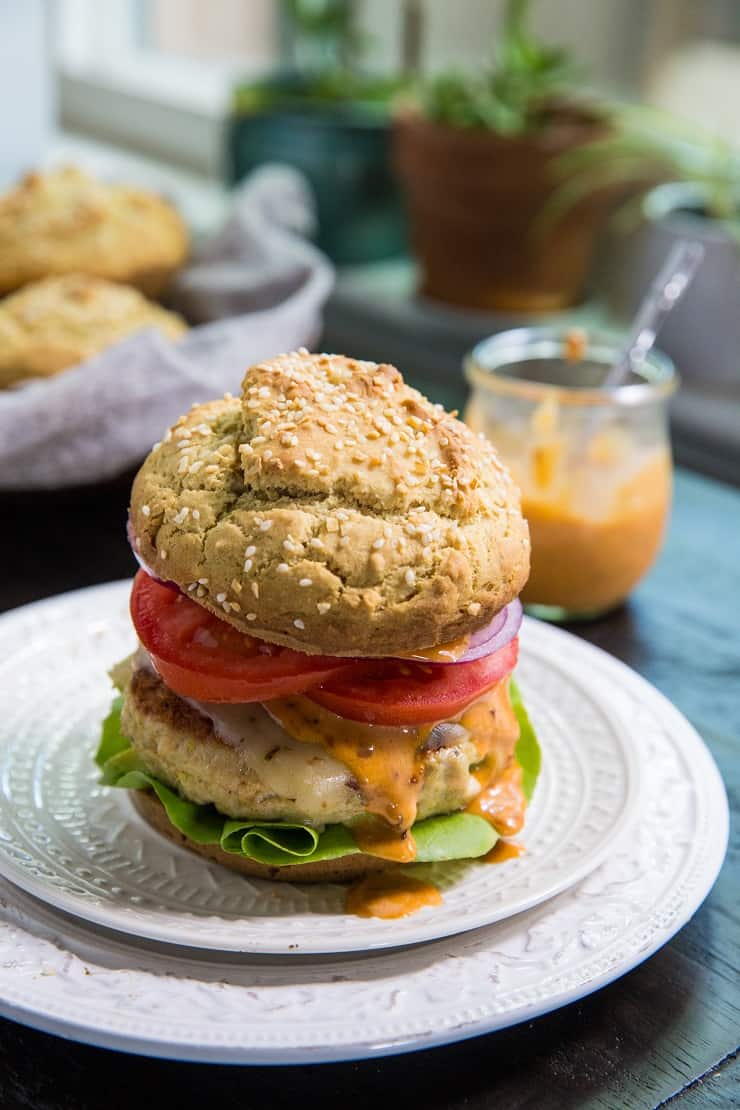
[
  {"x1": 346, "y1": 873, "x2": 442, "y2": 919},
  {"x1": 521, "y1": 448, "x2": 671, "y2": 612}
]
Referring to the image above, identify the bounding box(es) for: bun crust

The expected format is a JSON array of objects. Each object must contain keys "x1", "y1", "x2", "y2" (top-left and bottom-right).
[
  {"x1": 132, "y1": 790, "x2": 388, "y2": 883},
  {"x1": 130, "y1": 350, "x2": 530, "y2": 656},
  {"x1": 0, "y1": 167, "x2": 188, "y2": 296},
  {"x1": 0, "y1": 274, "x2": 187, "y2": 387}
]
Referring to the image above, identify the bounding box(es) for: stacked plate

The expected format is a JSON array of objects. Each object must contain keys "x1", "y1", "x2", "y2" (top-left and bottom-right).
[{"x1": 0, "y1": 582, "x2": 728, "y2": 1063}]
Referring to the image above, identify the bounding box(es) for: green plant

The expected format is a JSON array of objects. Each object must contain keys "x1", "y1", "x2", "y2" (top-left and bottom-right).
[
  {"x1": 233, "y1": 0, "x2": 406, "y2": 114},
  {"x1": 551, "y1": 104, "x2": 740, "y2": 231},
  {"x1": 421, "y1": 0, "x2": 586, "y2": 133},
  {"x1": 282, "y1": 0, "x2": 364, "y2": 73}
]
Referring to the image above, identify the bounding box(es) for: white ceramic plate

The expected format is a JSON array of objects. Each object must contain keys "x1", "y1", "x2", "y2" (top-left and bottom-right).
[
  {"x1": 0, "y1": 582, "x2": 641, "y2": 955},
  {"x1": 0, "y1": 583, "x2": 728, "y2": 1063}
]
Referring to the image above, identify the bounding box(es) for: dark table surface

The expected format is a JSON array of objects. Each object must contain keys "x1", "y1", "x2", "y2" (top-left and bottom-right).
[{"x1": 0, "y1": 464, "x2": 737, "y2": 1110}]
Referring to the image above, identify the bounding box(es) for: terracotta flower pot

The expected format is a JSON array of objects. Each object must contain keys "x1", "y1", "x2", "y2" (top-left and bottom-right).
[{"x1": 393, "y1": 113, "x2": 609, "y2": 312}]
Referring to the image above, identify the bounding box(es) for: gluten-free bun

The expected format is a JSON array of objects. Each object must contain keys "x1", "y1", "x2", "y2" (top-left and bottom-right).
[
  {"x1": 130, "y1": 350, "x2": 530, "y2": 656},
  {"x1": 0, "y1": 274, "x2": 187, "y2": 388},
  {"x1": 0, "y1": 167, "x2": 188, "y2": 296},
  {"x1": 132, "y1": 790, "x2": 388, "y2": 883}
]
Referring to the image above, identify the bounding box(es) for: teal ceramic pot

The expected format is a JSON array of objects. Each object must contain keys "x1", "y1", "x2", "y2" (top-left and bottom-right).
[{"x1": 228, "y1": 108, "x2": 406, "y2": 265}]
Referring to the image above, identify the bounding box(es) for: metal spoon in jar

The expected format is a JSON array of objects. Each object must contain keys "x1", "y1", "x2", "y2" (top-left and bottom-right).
[
  {"x1": 603, "y1": 239, "x2": 705, "y2": 389},
  {"x1": 576, "y1": 239, "x2": 704, "y2": 459}
]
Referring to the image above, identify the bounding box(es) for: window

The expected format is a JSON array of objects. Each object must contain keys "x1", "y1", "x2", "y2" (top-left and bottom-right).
[{"x1": 54, "y1": 0, "x2": 279, "y2": 174}]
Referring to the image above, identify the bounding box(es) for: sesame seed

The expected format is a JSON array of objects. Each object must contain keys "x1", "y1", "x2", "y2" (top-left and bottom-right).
[
  {"x1": 244, "y1": 559, "x2": 253, "y2": 572},
  {"x1": 192, "y1": 509, "x2": 200, "y2": 520},
  {"x1": 252, "y1": 582, "x2": 259, "y2": 598},
  {"x1": 372, "y1": 538, "x2": 385, "y2": 550},
  {"x1": 245, "y1": 545, "x2": 256, "y2": 557},
  {"x1": 216, "y1": 593, "x2": 226, "y2": 603},
  {"x1": 277, "y1": 563, "x2": 289, "y2": 574},
  {"x1": 294, "y1": 619, "x2": 305, "y2": 630},
  {"x1": 187, "y1": 582, "x2": 197, "y2": 592},
  {"x1": 141, "y1": 505, "x2": 151, "y2": 517},
  {"x1": 299, "y1": 578, "x2": 312, "y2": 587},
  {"x1": 258, "y1": 386, "x2": 270, "y2": 398},
  {"x1": 317, "y1": 601, "x2": 331, "y2": 614},
  {"x1": 198, "y1": 578, "x2": 208, "y2": 585},
  {"x1": 468, "y1": 602, "x2": 482, "y2": 616},
  {"x1": 246, "y1": 612, "x2": 257, "y2": 621},
  {"x1": 309, "y1": 537, "x2": 323, "y2": 549},
  {"x1": 263, "y1": 449, "x2": 273, "y2": 460},
  {"x1": 405, "y1": 569, "x2": 416, "y2": 587},
  {"x1": 259, "y1": 519, "x2": 273, "y2": 531},
  {"x1": 240, "y1": 443, "x2": 254, "y2": 455},
  {"x1": 160, "y1": 550, "x2": 167, "y2": 560}
]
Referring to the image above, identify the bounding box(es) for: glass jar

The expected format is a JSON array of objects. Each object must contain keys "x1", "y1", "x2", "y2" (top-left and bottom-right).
[{"x1": 464, "y1": 327, "x2": 678, "y2": 621}]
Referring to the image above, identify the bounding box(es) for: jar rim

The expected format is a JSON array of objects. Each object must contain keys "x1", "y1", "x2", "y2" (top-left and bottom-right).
[{"x1": 465, "y1": 327, "x2": 678, "y2": 407}]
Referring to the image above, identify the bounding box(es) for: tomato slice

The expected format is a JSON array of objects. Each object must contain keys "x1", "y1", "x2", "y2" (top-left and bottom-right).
[
  {"x1": 308, "y1": 638, "x2": 519, "y2": 726},
  {"x1": 130, "y1": 570, "x2": 358, "y2": 703}
]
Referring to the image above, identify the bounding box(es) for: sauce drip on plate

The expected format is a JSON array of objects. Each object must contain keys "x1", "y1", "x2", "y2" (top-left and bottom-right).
[
  {"x1": 346, "y1": 873, "x2": 442, "y2": 919},
  {"x1": 484, "y1": 839, "x2": 525, "y2": 864}
]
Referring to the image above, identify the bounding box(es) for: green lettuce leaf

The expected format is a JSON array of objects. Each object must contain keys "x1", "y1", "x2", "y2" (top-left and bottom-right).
[
  {"x1": 95, "y1": 684, "x2": 541, "y2": 869},
  {"x1": 511, "y1": 679, "x2": 541, "y2": 801}
]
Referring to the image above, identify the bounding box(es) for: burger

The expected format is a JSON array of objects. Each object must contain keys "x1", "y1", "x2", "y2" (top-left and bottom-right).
[{"x1": 98, "y1": 351, "x2": 538, "y2": 907}]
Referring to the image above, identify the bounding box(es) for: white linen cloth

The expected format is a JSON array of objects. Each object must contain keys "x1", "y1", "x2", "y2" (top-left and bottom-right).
[{"x1": 0, "y1": 166, "x2": 334, "y2": 489}]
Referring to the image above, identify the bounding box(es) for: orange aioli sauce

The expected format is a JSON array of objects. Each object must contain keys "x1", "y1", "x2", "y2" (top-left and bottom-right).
[
  {"x1": 467, "y1": 760, "x2": 527, "y2": 837},
  {"x1": 264, "y1": 695, "x2": 432, "y2": 857},
  {"x1": 465, "y1": 390, "x2": 673, "y2": 615},
  {"x1": 345, "y1": 873, "x2": 442, "y2": 919},
  {"x1": 265, "y1": 681, "x2": 522, "y2": 863},
  {"x1": 522, "y1": 450, "x2": 672, "y2": 613},
  {"x1": 397, "y1": 634, "x2": 470, "y2": 663},
  {"x1": 484, "y1": 839, "x2": 525, "y2": 864}
]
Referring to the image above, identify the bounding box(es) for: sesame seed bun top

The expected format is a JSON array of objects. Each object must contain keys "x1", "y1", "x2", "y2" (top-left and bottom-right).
[{"x1": 129, "y1": 350, "x2": 530, "y2": 656}]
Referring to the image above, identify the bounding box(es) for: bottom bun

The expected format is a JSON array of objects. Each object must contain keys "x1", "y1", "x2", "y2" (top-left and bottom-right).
[{"x1": 132, "y1": 789, "x2": 389, "y2": 883}]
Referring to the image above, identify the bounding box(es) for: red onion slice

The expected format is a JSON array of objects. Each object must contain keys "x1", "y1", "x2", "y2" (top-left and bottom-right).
[
  {"x1": 457, "y1": 599, "x2": 522, "y2": 663},
  {"x1": 399, "y1": 600, "x2": 522, "y2": 665}
]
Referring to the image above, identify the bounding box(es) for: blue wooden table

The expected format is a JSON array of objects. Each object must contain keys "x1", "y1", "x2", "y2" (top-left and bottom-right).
[{"x1": 0, "y1": 466, "x2": 737, "y2": 1109}]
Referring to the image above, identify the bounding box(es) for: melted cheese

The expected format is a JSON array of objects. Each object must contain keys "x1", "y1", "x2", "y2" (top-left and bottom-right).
[
  {"x1": 264, "y1": 696, "x2": 432, "y2": 850},
  {"x1": 177, "y1": 695, "x2": 355, "y2": 818}
]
